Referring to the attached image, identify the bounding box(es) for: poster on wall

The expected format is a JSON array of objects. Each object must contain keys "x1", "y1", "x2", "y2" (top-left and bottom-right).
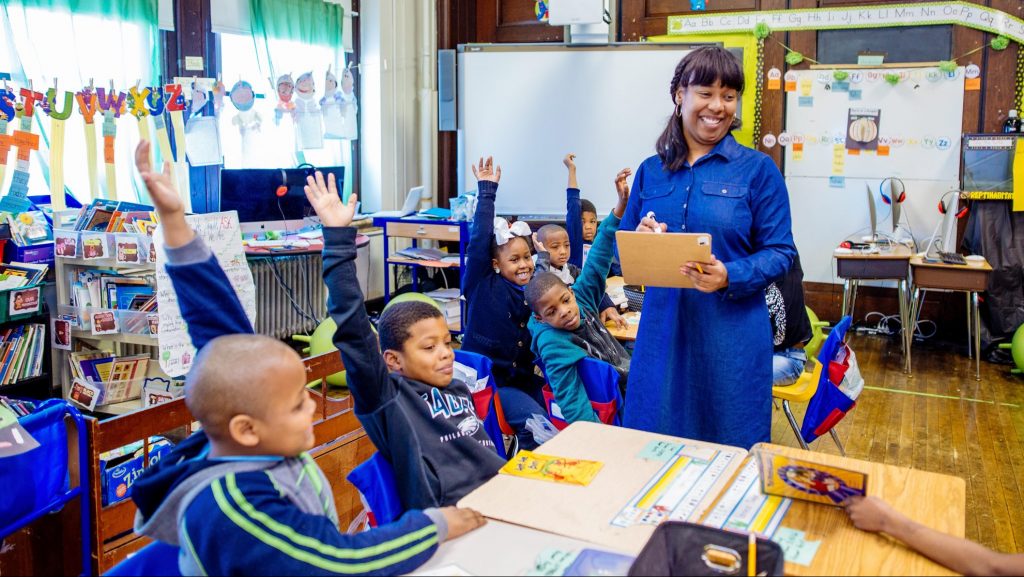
[{"x1": 846, "y1": 109, "x2": 881, "y2": 151}]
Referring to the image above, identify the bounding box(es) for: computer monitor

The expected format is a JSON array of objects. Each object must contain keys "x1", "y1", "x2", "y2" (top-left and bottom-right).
[
  {"x1": 865, "y1": 183, "x2": 878, "y2": 241},
  {"x1": 219, "y1": 167, "x2": 345, "y2": 234},
  {"x1": 937, "y1": 193, "x2": 960, "y2": 254},
  {"x1": 961, "y1": 133, "x2": 1023, "y2": 200}
]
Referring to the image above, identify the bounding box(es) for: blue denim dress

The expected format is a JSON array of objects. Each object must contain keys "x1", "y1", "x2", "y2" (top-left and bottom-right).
[{"x1": 619, "y1": 134, "x2": 796, "y2": 448}]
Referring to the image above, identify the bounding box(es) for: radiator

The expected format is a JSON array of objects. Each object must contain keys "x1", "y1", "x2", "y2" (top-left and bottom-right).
[{"x1": 250, "y1": 254, "x2": 329, "y2": 340}]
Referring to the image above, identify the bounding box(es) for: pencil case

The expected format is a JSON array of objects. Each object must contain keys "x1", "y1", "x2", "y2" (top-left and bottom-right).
[{"x1": 627, "y1": 521, "x2": 785, "y2": 576}]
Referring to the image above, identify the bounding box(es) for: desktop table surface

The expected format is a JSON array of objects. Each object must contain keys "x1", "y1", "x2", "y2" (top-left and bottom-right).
[
  {"x1": 909, "y1": 255, "x2": 993, "y2": 271},
  {"x1": 458, "y1": 423, "x2": 964, "y2": 576},
  {"x1": 834, "y1": 244, "x2": 914, "y2": 260}
]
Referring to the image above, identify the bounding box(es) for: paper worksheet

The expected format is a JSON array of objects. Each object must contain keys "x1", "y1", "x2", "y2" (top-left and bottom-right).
[{"x1": 702, "y1": 457, "x2": 792, "y2": 538}]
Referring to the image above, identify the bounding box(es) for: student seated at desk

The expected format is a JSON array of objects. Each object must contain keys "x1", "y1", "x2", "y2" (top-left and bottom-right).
[
  {"x1": 525, "y1": 168, "x2": 632, "y2": 424},
  {"x1": 535, "y1": 154, "x2": 624, "y2": 329},
  {"x1": 304, "y1": 169, "x2": 507, "y2": 511},
  {"x1": 767, "y1": 254, "x2": 812, "y2": 386},
  {"x1": 130, "y1": 142, "x2": 484, "y2": 577},
  {"x1": 845, "y1": 496, "x2": 1024, "y2": 576}
]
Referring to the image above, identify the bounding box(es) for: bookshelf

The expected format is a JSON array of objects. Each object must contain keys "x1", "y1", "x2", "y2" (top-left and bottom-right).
[{"x1": 0, "y1": 306, "x2": 52, "y2": 399}]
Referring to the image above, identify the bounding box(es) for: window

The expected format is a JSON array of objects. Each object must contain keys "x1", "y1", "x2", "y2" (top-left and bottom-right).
[
  {"x1": 217, "y1": 29, "x2": 358, "y2": 200},
  {"x1": 0, "y1": 5, "x2": 161, "y2": 204}
]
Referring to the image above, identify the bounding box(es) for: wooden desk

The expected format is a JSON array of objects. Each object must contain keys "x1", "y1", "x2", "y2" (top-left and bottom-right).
[
  {"x1": 834, "y1": 244, "x2": 913, "y2": 372},
  {"x1": 606, "y1": 311, "x2": 640, "y2": 341},
  {"x1": 909, "y1": 257, "x2": 993, "y2": 381},
  {"x1": 460, "y1": 423, "x2": 965, "y2": 576}
]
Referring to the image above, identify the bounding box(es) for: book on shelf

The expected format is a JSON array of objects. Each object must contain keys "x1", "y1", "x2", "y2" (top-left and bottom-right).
[
  {"x1": 0, "y1": 261, "x2": 48, "y2": 290},
  {"x1": 396, "y1": 247, "x2": 450, "y2": 261},
  {"x1": 71, "y1": 199, "x2": 159, "y2": 234},
  {"x1": 0, "y1": 323, "x2": 46, "y2": 386},
  {"x1": 6, "y1": 211, "x2": 54, "y2": 246}
]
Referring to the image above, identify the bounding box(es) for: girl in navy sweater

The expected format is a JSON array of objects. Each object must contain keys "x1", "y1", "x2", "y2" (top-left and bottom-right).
[{"x1": 462, "y1": 156, "x2": 548, "y2": 449}]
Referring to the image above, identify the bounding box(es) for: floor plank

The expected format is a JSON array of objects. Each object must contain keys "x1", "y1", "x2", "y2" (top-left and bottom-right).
[{"x1": 770, "y1": 332, "x2": 1024, "y2": 553}]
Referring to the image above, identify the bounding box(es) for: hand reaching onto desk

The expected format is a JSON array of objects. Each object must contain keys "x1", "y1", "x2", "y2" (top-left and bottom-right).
[
  {"x1": 135, "y1": 140, "x2": 193, "y2": 248},
  {"x1": 439, "y1": 506, "x2": 487, "y2": 540},
  {"x1": 304, "y1": 171, "x2": 358, "y2": 228},
  {"x1": 843, "y1": 495, "x2": 1024, "y2": 576},
  {"x1": 601, "y1": 306, "x2": 627, "y2": 330}
]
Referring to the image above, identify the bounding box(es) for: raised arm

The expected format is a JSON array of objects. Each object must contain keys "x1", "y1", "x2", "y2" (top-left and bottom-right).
[
  {"x1": 137, "y1": 141, "x2": 253, "y2": 351},
  {"x1": 564, "y1": 154, "x2": 584, "y2": 269},
  {"x1": 463, "y1": 157, "x2": 501, "y2": 295},
  {"x1": 305, "y1": 172, "x2": 393, "y2": 414},
  {"x1": 574, "y1": 169, "x2": 630, "y2": 313}
]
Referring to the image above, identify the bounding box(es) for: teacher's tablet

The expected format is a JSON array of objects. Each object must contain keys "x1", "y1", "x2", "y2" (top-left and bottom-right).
[{"x1": 615, "y1": 231, "x2": 712, "y2": 289}]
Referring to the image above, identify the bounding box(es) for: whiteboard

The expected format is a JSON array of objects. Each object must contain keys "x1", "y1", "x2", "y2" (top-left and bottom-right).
[
  {"x1": 458, "y1": 44, "x2": 705, "y2": 216},
  {"x1": 783, "y1": 67, "x2": 964, "y2": 181}
]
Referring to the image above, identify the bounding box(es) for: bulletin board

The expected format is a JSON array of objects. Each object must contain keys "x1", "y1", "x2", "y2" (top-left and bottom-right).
[{"x1": 782, "y1": 67, "x2": 965, "y2": 182}]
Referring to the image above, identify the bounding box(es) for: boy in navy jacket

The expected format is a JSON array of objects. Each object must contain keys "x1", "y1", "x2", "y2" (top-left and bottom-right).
[{"x1": 130, "y1": 142, "x2": 484, "y2": 576}]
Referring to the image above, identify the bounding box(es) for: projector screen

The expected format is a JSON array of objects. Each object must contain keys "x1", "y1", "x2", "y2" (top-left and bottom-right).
[{"x1": 457, "y1": 43, "x2": 713, "y2": 217}]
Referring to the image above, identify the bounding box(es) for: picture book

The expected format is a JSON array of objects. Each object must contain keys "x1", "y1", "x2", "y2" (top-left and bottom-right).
[
  {"x1": 499, "y1": 450, "x2": 604, "y2": 486},
  {"x1": 7, "y1": 211, "x2": 53, "y2": 246},
  {"x1": 753, "y1": 445, "x2": 867, "y2": 506}
]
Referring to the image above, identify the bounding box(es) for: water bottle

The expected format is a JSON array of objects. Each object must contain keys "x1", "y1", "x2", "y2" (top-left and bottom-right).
[{"x1": 1004, "y1": 110, "x2": 1021, "y2": 133}]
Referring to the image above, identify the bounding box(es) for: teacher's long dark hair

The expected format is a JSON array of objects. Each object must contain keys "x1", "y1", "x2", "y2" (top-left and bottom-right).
[{"x1": 656, "y1": 46, "x2": 745, "y2": 173}]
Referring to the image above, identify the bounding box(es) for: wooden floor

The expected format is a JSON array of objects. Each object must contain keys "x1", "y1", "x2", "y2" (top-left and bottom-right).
[{"x1": 771, "y1": 333, "x2": 1024, "y2": 554}]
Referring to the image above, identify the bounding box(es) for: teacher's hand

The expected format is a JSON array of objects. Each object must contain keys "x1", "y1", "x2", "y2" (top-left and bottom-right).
[
  {"x1": 636, "y1": 216, "x2": 667, "y2": 233},
  {"x1": 681, "y1": 254, "x2": 729, "y2": 293}
]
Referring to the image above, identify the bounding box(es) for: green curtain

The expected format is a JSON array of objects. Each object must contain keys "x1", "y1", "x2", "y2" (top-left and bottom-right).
[
  {"x1": 250, "y1": 0, "x2": 344, "y2": 48},
  {"x1": 3, "y1": 0, "x2": 157, "y2": 25}
]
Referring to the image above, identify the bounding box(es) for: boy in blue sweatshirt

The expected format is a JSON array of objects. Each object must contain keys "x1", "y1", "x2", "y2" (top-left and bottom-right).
[
  {"x1": 525, "y1": 168, "x2": 633, "y2": 425},
  {"x1": 303, "y1": 168, "x2": 508, "y2": 510},
  {"x1": 130, "y1": 141, "x2": 484, "y2": 576}
]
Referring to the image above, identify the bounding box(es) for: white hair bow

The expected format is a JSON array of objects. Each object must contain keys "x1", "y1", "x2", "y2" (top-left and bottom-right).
[{"x1": 493, "y1": 218, "x2": 531, "y2": 246}]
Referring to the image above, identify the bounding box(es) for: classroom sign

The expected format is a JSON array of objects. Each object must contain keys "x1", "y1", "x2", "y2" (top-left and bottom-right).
[{"x1": 667, "y1": 2, "x2": 1024, "y2": 44}]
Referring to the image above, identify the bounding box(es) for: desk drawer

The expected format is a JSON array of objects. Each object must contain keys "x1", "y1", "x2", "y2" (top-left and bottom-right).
[
  {"x1": 913, "y1": 266, "x2": 990, "y2": 292},
  {"x1": 836, "y1": 258, "x2": 909, "y2": 280},
  {"x1": 385, "y1": 222, "x2": 461, "y2": 242}
]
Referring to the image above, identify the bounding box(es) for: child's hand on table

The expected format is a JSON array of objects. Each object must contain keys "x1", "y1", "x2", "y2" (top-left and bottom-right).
[
  {"x1": 135, "y1": 140, "x2": 193, "y2": 248},
  {"x1": 304, "y1": 171, "x2": 358, "y2": 228},
  {"x1": 471, "y1": 156, "x2": 501, "y2": 183},
  {"x1": 601, "y1": 307, "x2": 627, "y2": 330},
  {"x1": 843, "y1": 495, "x2": 900, "y2": 534},
  {"x1": 439, "y1": 506, "x2": 487, "y2": 540}
]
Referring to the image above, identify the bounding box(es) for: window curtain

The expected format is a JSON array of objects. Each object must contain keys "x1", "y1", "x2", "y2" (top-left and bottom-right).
[{"x1": 0, "y1": 0, "x2": 161, "y2": 205}]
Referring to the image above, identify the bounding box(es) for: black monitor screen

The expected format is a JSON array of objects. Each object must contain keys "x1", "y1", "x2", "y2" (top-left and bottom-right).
[
  {"x1": 962, "y1": 135, "x2": 1017, "y2": 193},
  {"x1": 219, "y1": 167, "x2": 345, "y2": 223}
]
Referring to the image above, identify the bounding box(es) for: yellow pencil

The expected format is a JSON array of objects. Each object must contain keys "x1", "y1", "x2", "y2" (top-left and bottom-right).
[
  {"x1": 695, "y1": 263, "x2": 705, "y2": 275},
  {"x1": 748, "y1": 532, "x2": 756, "y2": 577}
]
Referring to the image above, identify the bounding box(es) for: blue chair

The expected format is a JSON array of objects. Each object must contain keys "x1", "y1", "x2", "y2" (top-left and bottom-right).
[
  {"x1": 346, "y1": 453, "x2": 403, "y2": 527},
  {"x1": 453, "y1": 349, "x2": 506, "y2": 458},
  {"x1": 538, "y1": 357, "x2": 624, "y2": 430},
  {"x1": 104, "y1": 541, "x2": 181, "y2": 576}
]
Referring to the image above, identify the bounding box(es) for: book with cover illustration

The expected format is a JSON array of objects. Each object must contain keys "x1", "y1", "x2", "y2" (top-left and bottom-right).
[{"x1": 753, "y1": 445, "x2": 867, "y2": 506}]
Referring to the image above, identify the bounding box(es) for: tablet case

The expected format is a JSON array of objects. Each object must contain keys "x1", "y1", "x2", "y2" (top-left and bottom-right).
[{"x1": 615, "y1": 231, "x2": 712, "y2": 289}]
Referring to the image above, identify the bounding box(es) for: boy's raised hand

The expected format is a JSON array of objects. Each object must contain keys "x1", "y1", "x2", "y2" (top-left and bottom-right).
[
  {"x1": 439, "y1": 506, "x2": 487, "y2": 540},
  {"x1": 532, "y1": 232, "x2": 547, "y2": 254},
  {"x1": 135, "y1": 140, "x2": 194, "y2": 248},
  {"x1": 613, "y1": 168, "x2": 632, "y2": 218},
  {"x1": 563, "y1": 153, "x2": 576, "y2": 171},
  {"x1": 304, "y1": 171, "x2": 358, "y2": 228},
  {"x1": 471, "y1": 156, "x2": 501, "y2": 183}
]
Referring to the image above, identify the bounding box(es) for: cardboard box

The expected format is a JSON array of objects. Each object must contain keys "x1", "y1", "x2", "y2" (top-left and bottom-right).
[{"x1": 100, "y1": 438, "x2": 173, "y2": 506}]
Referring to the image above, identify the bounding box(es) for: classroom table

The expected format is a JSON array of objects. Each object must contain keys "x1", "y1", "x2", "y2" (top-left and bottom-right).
[
  {"x1": 459, "y1": 422, "x2": 965, "y2": 576},
  {"x1": 909, "y1": 256, "x2": 993, "y2": 381},
  {"x1": 605, "y1": 276, "x2": 640, "y2": 341},
  {"x1": 834, "y1": 244, "x2": 913, "y2": 373}
]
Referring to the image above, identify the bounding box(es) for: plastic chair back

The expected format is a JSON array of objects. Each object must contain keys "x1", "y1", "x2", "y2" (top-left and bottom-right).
[
  {"x1": 803, "y1": 306, "x2": 830, "y2": 361},
  {"x1": 453, "y1": 349, "x2": 506, "y2": 458},
  {"x1": 104, "y1": 541, "x2": 182, "y2": 577},
  {"x1": 346, "y1": 453, "x2": 403, "y2": 527},
  {"x1": 539, "y1": 357, "x2": 623, "y2": 430}
]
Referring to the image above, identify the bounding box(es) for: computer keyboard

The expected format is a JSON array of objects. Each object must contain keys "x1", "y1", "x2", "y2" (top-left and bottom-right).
[{"x1": 938, "y1": 252, "x2": 967, "y2": 265}]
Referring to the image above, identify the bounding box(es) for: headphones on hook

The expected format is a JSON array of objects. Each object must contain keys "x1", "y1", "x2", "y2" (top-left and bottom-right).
[
  {"x1": 879, "y1": 177, "x2": 906, "y2": 205},
  {"x1": 937, "y1": 189, "x2": 969, "y2": 219}
]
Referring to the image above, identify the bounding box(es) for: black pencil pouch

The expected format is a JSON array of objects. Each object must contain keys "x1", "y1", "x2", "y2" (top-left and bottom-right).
[{"x1": 628, "y1": 521, "x2": 785, "y2": 576}]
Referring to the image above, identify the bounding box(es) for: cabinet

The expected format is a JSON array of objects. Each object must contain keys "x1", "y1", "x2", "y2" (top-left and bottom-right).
[{"x1": 373, "y1": 217, "x2": 469, "y2": 334}]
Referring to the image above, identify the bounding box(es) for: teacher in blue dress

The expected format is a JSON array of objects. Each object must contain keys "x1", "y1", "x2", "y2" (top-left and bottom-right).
[{"x1": 619, "y1": 46, "x2": 796, "y2": 448}]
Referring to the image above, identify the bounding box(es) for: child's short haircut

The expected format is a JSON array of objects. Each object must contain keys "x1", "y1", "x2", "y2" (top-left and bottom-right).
[
  {"x1": 525, "y1": 271, "x2": 568, "y2": 312},
  {"x1": 536, "y1": 224, "x2": 567, "y2": 244},
  {"x1": 186, "y1": 334, "x2": 299, "y2": 438},
  {"x1": 378, "y1": 301, "x2": 445, "y2": 352},
  {"x1": 580, "y1": 199, "x2": 597, "y2": 215}
]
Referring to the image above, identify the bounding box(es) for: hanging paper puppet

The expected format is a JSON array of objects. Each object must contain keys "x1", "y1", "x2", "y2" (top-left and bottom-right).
[
  {"x1": 293, "y1": 71, "x2": 323, "y2": 150},
  {"x1": 338, "y1": 65, "x2": 358, "y2": 140},
  {"x1": 321, "y1": 67, "x2": 346, "y2": 139},
  {"x1": 229, "y1": 80, "x2": 262, "y2": 135},
  {"x1": 273, "y1": 73, "x2": 295, "y2": 125}
]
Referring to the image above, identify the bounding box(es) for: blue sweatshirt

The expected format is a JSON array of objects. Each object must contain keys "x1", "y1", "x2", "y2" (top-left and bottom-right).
[
  {"x1": 562, "y1": 187, "x2": 616, "y2": 312},
  {"x1": 131, "y1": 236, "x2": 447, "y2": 576},
  {"x1": 322, "y1": 227, "x2": 506, "y2": 510},
  {"x1": 529, "y1": 213, "x2": 630, "y2": 424}
]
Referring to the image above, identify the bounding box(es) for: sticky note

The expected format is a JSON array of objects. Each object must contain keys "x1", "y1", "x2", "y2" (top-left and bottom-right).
[
  {"x1": 832, "y1": 81, "x2": 849, "y2": 93},
  {"x1": 792, "y1": 150, "x2": 803, "y2": 161},
  {"x1": 800, "y1": 79, "x2": 813, "y2": 96},
  {"x1": 792, "y1": 142, "x2": 804, "y2": 152},
  {"x1": 829, "y1": 176, "x2": 845, "y2": 188},
  {"x1": 965, "y1": 77, "x2": 981, "y2": 91},
  {"x1": 798, "y1": 96, "x2": 814, "y2": 107},
  {"x1": 784, "y1": 81, "x2": 796, "y2": 92},
  {"x1": 772, "y1": 527, "x2": 821, "y2": 567},
  {"x1": 849, "y1": 89, "x2": 862, "y2": 101},
  {"x1": 638, "y1": 440, "x2": 682, "y2": 462},
  {"x1": 768, "y1": 78, "x2": 781, "y2": 90},
  {"x1": 877, "y1": 145, "x2": 891, "y2": 156},
  {"x1": 528, "y1": 549, "x2": 580, "y2": 576},
  {"x1": 848, "y1": 148, "x2": 860, "y2": 156},
  {"x1": 857, "y1": 54, "x2": 885, "y2": 66}
]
